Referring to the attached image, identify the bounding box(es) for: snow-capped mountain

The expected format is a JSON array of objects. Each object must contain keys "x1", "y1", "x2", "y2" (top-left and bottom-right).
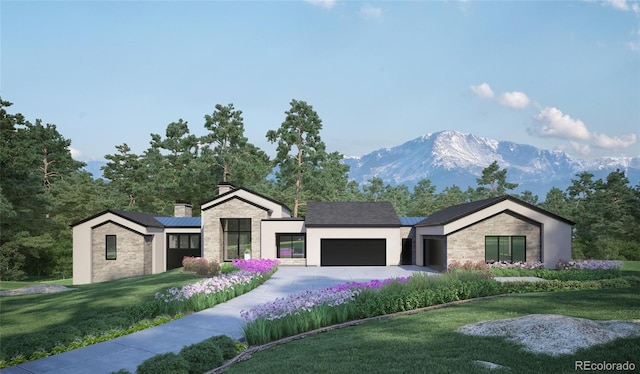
[{"x1": 343, "y1": 130, "x2": 640, "y2": 197}]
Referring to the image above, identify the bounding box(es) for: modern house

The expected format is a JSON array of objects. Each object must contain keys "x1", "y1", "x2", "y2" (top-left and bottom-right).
[{"x1": 72, "y1": 183, "x2": 573, "y2": 284}]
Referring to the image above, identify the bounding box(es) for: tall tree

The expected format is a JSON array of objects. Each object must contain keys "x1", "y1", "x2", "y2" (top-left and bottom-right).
[
  {"x1": 409, "y1": 179, "x2": 437, "y2": 216},
  {"x1": 202, "y1": 104, "x2": 271, "y2": 188},
  {"x1": 475, "y1": 160, "x2": 518, "y2": 198},
  {"x1": 0, "y1": 98, "x2": 84, "y2": 279},
  {"x1": 103, "y1": 143, "x2": 144, "y2": 206},
  {"x1": 203, "y1": 104, "x2": 246, "y2": 183},
  {"x1": 267, "y1": 99, "x2": 327, "y2": 217}
]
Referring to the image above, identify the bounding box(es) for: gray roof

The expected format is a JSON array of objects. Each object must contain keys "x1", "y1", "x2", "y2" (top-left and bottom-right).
[
  {"x1": 71, "y1": 210, "x2": 200, "y2": 228},
  {"x1": 155, "y1": 217, "x2": 201, "y2": 227},
  {"x1": 305, "y1": 201, "x2": 401, "y2": 227},
  {"x1": 415, "y1": 195, "x2": 574, "y2": 226},
  {"x1": 399, "y1": 216, "x2": 427, "y2": 226},
  {"x1": 110, "y1": 210, "x2": 166, "y2": 228}
]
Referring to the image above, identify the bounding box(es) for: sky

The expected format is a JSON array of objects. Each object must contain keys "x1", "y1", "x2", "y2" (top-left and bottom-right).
[{"x1": 2, "y1": 0, "x2": 639, "y2": 162}]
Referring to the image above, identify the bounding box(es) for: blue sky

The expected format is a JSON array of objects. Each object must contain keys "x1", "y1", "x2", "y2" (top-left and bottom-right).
[{"x1": 2, "y1": 0, "x2": 639, "y2": 161}]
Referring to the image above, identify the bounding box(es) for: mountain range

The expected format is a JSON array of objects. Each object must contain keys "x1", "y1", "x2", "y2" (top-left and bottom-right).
[
  {"x1": 342, "y1": 130, "x2": 640, "y2": 197},
  {"x1": 83, "y1": 130, "x2": 640, "y2": 198}
]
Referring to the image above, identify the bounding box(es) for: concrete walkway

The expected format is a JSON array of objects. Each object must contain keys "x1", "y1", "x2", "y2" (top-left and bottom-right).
[{"x1": 2, "y1": 266, "x2": 431, "y2": 374}]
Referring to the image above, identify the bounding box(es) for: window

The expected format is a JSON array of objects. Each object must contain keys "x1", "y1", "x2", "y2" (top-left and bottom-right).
[
  {"x1": 106, "y1": 235, "x2": 117, "y2": 260},
  {"x1": 485, "y1": 236, "x2": 526, "y2": 263},
  {"x1": 168, "y1": 234, "x2": 201, "y2": 250},
  {"x1": 222, "y1": 218, "x2": 251, "y2": 260},
  {"x1": 277, "y1": 234, "x2": 305, "y2": 258}
]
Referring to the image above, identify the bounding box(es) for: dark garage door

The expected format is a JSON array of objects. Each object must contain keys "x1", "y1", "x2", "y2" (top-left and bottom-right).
[{"x1": 321, "y1": 239, "x2": 386, "y2": 266}]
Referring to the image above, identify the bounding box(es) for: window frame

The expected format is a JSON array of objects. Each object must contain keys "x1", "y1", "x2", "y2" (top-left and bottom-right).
[
  {"x1": 276, "y1": 233, "x2": 306, "y2": 259},
  {"x1": 485, "y1": 235, "x2": 526, "y2": 263},
  {"x1": 222, "y1": 218, "x2": 251, "y2": 261},
  {"x1": 106, "y1": 235, "x2": 117, "y2": 260},
  {"x1": 168, "y1": 233, "x2": 201, "y2": 250}
]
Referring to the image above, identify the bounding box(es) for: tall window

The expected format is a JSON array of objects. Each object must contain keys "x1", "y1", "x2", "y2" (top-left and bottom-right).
[
  {"x1": 277, "y1": 234, "x2": 305, "y2": 258},
  {"x1": 168, "y1": 234, "x2": 200, "y2": 250},
  {"x1": 106, "y1": 235, "x2": 117, "y2": 260},
  {"x1": 485, "y1": 236, "x2": 526, "y2": 263},
  {"x1": 222, "y1": 218, "x2": 251, "y2": 260}
]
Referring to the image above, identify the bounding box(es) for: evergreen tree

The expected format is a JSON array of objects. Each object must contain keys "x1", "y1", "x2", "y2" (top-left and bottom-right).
[
  {"x1": 267, "y1": 99, "x2": 327, "y2": 217},
  {"x1": 475, "y1": 160, "x2": 518, "y2": 198}
]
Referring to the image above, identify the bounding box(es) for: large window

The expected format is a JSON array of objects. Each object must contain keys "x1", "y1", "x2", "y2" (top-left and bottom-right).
[
  {"x1": 106, "y1": 235, "x2": 117, "y2": 260},
  {"x1": 168, "y1": 234, "x2": 200, "y2": 250},
  {"x1": 485, "y1": 236, "x2": 526, "y2": 263},
  {"x1": 222, "y1": 219, "x2": 251, "y2": 260},
  {"x1": 277, "y1": 234, "x2": 305, "y2": 258}
]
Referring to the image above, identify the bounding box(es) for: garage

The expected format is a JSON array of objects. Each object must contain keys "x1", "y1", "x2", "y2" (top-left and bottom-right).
[{"x1": 321, "y1": 239, "x2": 386, "y2": 266}]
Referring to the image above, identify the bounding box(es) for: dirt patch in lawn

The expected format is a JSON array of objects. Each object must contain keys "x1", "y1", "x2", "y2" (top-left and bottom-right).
[
  {"x1": 0, "y1": 284, "x2": 76, "y2": 296},
  {"x1": 457, "y1": 314, "x2": 640, "y2": 356}
]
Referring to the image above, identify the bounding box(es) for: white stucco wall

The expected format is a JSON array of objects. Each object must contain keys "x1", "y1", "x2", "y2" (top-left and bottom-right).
[
  {"x1": 305, "y1": 227, "x2": 402, "y2": 266},
  {"x1": 260, "y1": 220, "x2": 306, "y2": 265}
]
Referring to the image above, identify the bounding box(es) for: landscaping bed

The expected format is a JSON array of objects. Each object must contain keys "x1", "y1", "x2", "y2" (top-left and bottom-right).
[{"x1": 0, "y1": 259, "x2": 279, "y2": 369}]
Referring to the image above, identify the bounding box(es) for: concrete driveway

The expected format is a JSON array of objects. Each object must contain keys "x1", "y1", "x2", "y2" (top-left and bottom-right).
[{"x1": 2, "y1": 266, "x2": 433, "y2": 374}]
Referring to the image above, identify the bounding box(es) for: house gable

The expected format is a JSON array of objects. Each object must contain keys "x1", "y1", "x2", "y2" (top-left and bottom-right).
[{"x1": 201, "y1": 184, "x2": 291, "y2": 218}]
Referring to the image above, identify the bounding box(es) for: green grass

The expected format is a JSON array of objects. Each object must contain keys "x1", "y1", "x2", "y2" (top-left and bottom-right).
[
  {"x1": 621, "y1": 261, "x2": 640, "y2": 277},
  {"x1": 227, "y1": 287, "x2": 640, "y2": 374},
  {"x1": 0, "y1": 268, "x2": 197, "y2": 343},
  {"x1": 0, "y1": 278, "x2": 73, "y2": 291}
]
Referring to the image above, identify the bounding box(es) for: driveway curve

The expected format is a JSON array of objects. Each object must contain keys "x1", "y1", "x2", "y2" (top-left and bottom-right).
[{"x1": 3, "y1": 266, "x2": 433, "y2": 374}]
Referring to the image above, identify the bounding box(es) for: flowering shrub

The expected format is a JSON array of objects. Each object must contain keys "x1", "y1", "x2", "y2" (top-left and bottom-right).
[
  {"x1": 447, "y1": 260, "x2": 492, "y2": 278},
  {"x1": 156, "y1": 259, "x2": 279, "y2": 315},
  {"x1": 488, "y1": 261, "x2": 544, "y2": 269},
  {"x1": 241, "y1": 288, "x2": 360, "y2": 323},
  {"x1": 231, "y1": 258, "x2": 280, "y2": 273},
  {"x1": 182, "y1": 257, "x2": 221, "y2": 276},
  {"x1": 556, "y1": 259, "x2": 624, "y2": 270},
  {"x1": 241, "y1": 276, "x2": 411, "y2": 324}
]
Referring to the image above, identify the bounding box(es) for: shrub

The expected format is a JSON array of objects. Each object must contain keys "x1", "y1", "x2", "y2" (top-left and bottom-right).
[
  {"x1": 203, "y1": 335, "x2": 240, "y2": 360},
  {"x1": 124, "y1": 301, "x2": 161, "y2": 321},
  {"x1": 182, "y1": 257, "x2": 221, "y2": 277},
  {"x1": 447, "y1": 260, "x2": 490, "y2": 273},
  {"x1": 136, "y1": 352, "x2": 189, "y2": 374},
  {"x1": 220, "y1": 262, "x2": 239, "y2": 274},
  {"x1": 179, "y1": 341, "x2": 223, "y2": 374}
]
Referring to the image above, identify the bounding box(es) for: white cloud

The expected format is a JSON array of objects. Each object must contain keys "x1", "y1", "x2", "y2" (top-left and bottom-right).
[
  {"x1": 305, "y1": 0, "x2": 337, "y2": 10},
  {"x1": 69, "y1": 147, "x2": 83, "y2": 160},
  {"x1": 531, "y1": 107, "x2": 637, "y2": 153},
  {"x1": 498, "y1": 91, "x2": 530, "y2": 109},
  {"x1": 603, "y1": 0, "x2": 640, "y2": 14},
  {"x1": 360, "y1": 3, "x2": 382, "y2": 19},
  {"x1": 591, "y1": 132, "x2": 637, "y2": 148},
  {"x1": 532, "y1": 107, "x2": 591, "y2": 140},
  {"x1": 470, "y1": 83, "x2": 495, "y2": 99}
]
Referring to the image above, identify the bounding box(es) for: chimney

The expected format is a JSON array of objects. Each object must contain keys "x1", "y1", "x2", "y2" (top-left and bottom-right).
[
  {"x1": 218, "y1": 182, "x2": 235, "y2": 195},
  {"x1": 174, "y1": 202, "x2": 192, "y2": 218}
]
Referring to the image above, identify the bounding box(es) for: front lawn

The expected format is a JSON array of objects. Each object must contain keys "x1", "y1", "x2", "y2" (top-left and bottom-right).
[
  {"x1": 1, "y1": 268, "x2": 196, "y2": 342},
  {"x1": 0, "y1": 259, "x2": 278, "y2": 367},
  {"x1": 226, "y1": 287, "x2": 640, "y2": 374}
]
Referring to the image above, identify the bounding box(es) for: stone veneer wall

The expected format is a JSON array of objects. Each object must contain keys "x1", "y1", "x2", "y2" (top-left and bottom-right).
[
  {"x1": 92, "y1": 223, "x2": 146, "y2": 283},
  {"x1": 143, "y1": 235, "x2": 153, "y2": 275},
  {"x1": 202, "y1": 198, "x2": 270, "y2": 262},
  {"x1": 447, "y1": 212, "x2": 541, "y2": 264}
]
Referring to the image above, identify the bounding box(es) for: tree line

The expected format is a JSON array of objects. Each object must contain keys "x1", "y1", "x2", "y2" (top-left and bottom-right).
[{"x1": 1, "y1": 98, "x2": 638, "y2": 280}]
